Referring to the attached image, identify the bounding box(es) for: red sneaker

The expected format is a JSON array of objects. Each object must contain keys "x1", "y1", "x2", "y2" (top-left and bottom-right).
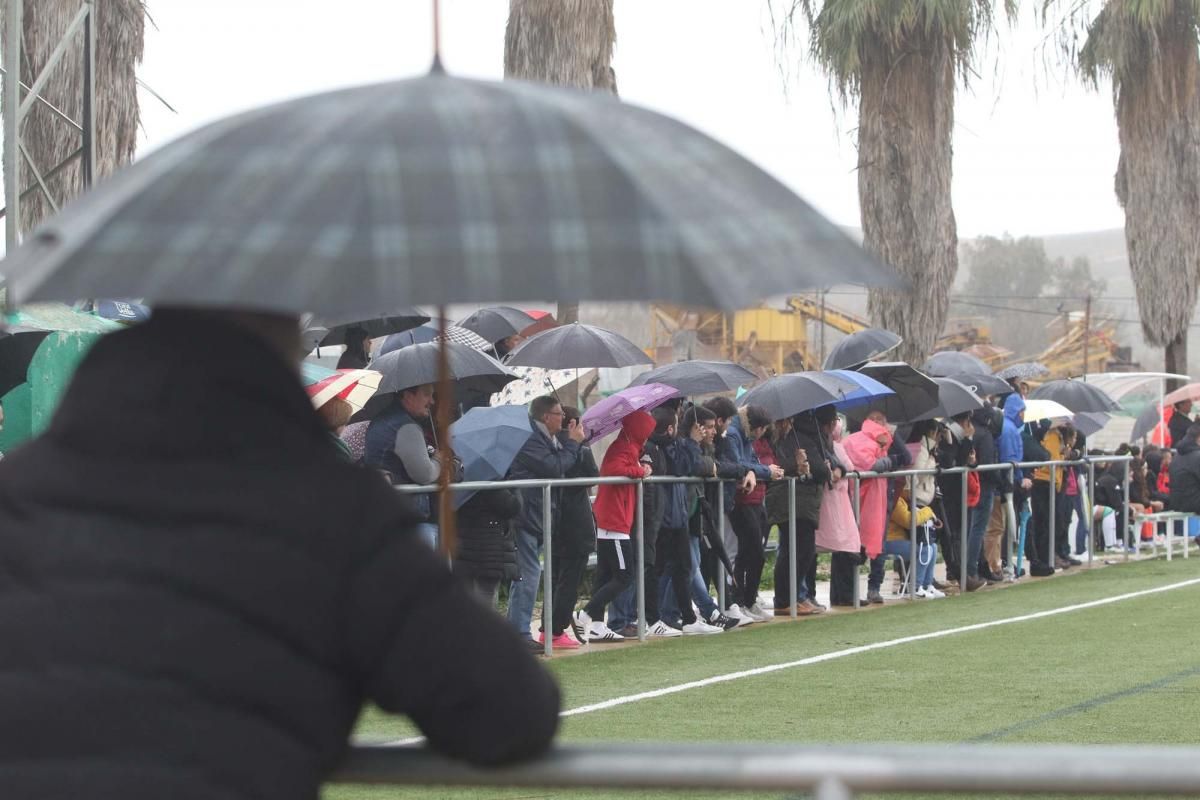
[{"x1": 537, "y1": 632, "x2": 580, "y2": 650}]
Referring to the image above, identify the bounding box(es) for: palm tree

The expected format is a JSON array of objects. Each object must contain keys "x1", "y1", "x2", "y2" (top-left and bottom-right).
[
  {"x1": 1048, "y1": 0, "x2": 1200, "y2": 379},
  {"x1": 504, "y1": 0, "x2": 616, "y2": 340},
  {"x1": 777, "y1": 1, "x2": 1015, "y2": 365},
  {"x1": 4, "y1": 0, "x2": 144, "y2": 233}
]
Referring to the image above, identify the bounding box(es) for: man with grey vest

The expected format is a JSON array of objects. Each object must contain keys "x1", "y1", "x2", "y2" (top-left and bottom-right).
[{"x1": 507, "y1": 395, "x2": 585, "y2": 647}]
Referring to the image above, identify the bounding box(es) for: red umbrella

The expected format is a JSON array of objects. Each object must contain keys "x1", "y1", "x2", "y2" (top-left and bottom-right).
[{"x1": 518, "y1": 310, "x2": 558, "y2": 339}]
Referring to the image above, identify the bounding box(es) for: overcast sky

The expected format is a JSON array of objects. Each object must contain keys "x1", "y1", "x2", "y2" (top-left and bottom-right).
[{"x1": 137, "y1": 1, "x2": 1124, "y2": 239}]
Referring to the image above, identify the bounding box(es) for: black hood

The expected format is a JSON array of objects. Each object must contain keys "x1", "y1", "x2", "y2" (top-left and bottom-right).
[{"x1": 1179, "y1": 439, "x2": 1200, "y2": 456}]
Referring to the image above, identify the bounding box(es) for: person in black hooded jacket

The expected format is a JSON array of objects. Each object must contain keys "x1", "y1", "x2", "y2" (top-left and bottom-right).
[
  {"x1": 0, "y1": 309, "x2": 560, "y2": 800},
  {"x1": 545, "y1": 406, "x2": 600, "y2": 644},
  {"x1": 967, "y1": 405, "x2": 1004, "y2": 588},
  {"x1": 455, "y1": 487, "x2": 522, "y2": 603},
  {"x1": 1169, "y1": 423, "x2": 1200, "y2": 514}
]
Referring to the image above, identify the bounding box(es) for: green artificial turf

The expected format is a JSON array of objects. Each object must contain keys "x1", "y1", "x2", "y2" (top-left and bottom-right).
[{"x1": 328, "y1": 558, "x2": 1200, "y2": 800}]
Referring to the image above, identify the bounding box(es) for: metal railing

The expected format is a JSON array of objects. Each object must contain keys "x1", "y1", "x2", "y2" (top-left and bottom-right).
[
  {"x1": 333, "y1": 741, "x2": 1200, "y2": 797},
  {"x1": 396, "y1": 456, "x2": 1140, "y2": 655}
]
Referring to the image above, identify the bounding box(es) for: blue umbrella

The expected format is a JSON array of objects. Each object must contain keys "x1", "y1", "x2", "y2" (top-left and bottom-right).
[
  {"x1": 449, "y1": 405, "x2": 535, "y2": 508},
  {"x1": 826, "y1": 369, "x2": 895, "y2": 409}
]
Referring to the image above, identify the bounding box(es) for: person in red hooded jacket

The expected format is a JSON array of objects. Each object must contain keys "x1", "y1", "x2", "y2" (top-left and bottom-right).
[{"x1": 572, "y1": 410, "x2": 655, "y2": 643}]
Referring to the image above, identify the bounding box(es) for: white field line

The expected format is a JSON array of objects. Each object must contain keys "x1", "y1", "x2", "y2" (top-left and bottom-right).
[{"x1": 381, "y1": 575, "x2": 1200, "y2": 745}]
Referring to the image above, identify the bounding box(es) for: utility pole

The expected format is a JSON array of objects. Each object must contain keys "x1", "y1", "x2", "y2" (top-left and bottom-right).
[
  {"x1": 1082, "y1": 293, "x2": 1092, "y2": 380},
  {"x1": 819, "y1": 290, "x2": 827, "y2": 367}
]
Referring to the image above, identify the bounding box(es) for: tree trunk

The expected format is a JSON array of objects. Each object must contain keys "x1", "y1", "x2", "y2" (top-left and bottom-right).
[
  {"x1": 857, "y1": 29, "x2": 958, "y2": 367},
  {"x1": 3, "y1": 0, "x2": 144, "y2": 232},
  {"x1": 1165, "y1": 334, "x2": 1188, "y2": 389},
  {"x1": 505, "y1": 0, "x2": 616, "y2": 407}
]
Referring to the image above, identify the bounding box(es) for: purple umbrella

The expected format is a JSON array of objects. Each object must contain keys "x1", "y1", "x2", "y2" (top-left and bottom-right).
[{"x1": 582, "y1": 383, "x2": 681, "y2": 442}]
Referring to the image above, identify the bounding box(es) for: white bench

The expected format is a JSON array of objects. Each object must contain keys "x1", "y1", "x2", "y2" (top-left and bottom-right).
[{"x1": 1129, "y1": 510, "x2": 1198, "y2": 561}]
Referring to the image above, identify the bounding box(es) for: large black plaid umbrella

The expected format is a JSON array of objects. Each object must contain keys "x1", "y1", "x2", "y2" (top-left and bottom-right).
[{"x1": 2, "y1": 71, "x2": 900, "y2": 314}]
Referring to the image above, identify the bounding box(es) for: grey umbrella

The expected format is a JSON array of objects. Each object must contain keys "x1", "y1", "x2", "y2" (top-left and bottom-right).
[
  {"x1": 996, "y1": 361, "x2": 1050, "y2": 381},
  {"x1": 912, "y1": 378, "x2": 985, "y2": 421},
  {"x1": 823, "y1": 328, "x2": 902, "y2": 370},
  {"x1": 626, "y1": 360, "x2": 756, "y2": 396},
  {"x1": 848, "y1": 362, "x2": 941, "y2": 424},
  {"x1": 922, "y1": 350, "x2": 993, "y2": 377},
  {"x1": 456, "y1": 307, "x2": 536, "y2": 346},
  {"x1": 736, "y1": 371, "x2": 861, "y2": 421},
  {"x1": 312, "y1": 308, "x2": 430, "y2": 347},
  {"x1": 1, "y1": 72, "x2": 900, "y2": 315},
  {"x1": 504, "y1": 322, "x2": 651, "y2": 369},
  {"x1": 353, "y1": 341, "x2": 516, "y2": 421},
  {"x1": 1030, "y1": 380, "x2": 1121, "y2": 414},
  {"x1": 944, "y1": 372, "x2": 1013, "y2": 398},
  {"x1": 1073, "y1": 411, "x2": 1112, "y2": 439},
  {"x1": 1131, "y1": 404, "x2": 1162, "y2": 442}
]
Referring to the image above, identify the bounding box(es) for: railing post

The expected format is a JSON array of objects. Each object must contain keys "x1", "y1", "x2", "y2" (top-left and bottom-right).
[
  {"x1": 542, "y1": 483, "x2": 554, "y2": 657},
  {"x1": 788, "y1": 476, "x2": 797, "y2": 619},
  {"x1": 1122, "y1": 460, "x2": 1131, "y2": 561},
  {"x1": 1005, "y1": 464, "x2": 1018, "y2": 579},
  {"x1": 908, "y1": 473, "x2": 918, "y2": 600},
  {"x1": 1087, "y1": 459, "x2": 1096, "y2": 567},
  {"x1": 814, "y1": 777, "x2": 855, "y2": 800},
  {"x1": 851, "y1": 474, "x2": 861, "y2": 607},
  {"x1": 960, "y1": 465, "x2": 969, "y2": 591},
  {"x1": 1049, "y1": 463, "x2": 1057, "y2": 571},
  {"x1": 717, "y1": 484, "x2": 726, "y2": 612},
  {"x1": 636, "y1": 480, "x2": 646, "y2": 642}
]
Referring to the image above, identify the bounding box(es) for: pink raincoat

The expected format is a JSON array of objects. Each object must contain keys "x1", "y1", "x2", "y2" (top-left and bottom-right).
[
  {"x1": 816, "y1": 424, "x2": 861, "y2": 554},
  {"x1": 842, "y1": 419, "x2": 894, "y2": 558}
]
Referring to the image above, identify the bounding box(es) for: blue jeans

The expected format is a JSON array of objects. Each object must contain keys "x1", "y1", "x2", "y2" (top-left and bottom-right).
[
  {"x1": 916, "y1": 540, "x2": 938, "y2": 589},
  {"x1": 506, "y1": 528, "x2": 542, "y2": 640},
  {"x1": 967, "y1": 494, "x2": 994, "y2": 578},
  {"x1": 1070, "y1": 492, "x2": 1090, "y2": 553},
  {"x1": 881, "y1": 539, "x2": 918, "y2": 591},
  {"x1": 415, "y1": 522, "x2": 438, "y2": 551},
  {"x1": 660, "y1": 536, "x2": 718, "y2": 623},
  {"x1": 608, "y1": 584, "x2": 636, "y2": 633}
]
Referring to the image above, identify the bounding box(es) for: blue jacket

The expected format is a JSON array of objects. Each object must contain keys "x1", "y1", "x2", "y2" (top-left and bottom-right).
[
  {"x1": 997, "y1": 393, "x2": 1026, "y2": 490},
  {"x1": 507, "y1": 422, "x2": 581, "y2": 541},
  {"x1": 651, "y1": 434, "x2": 701, "y2": 530},
  {"x1": 722, "y1": 412, "x2": 772, "y2": 508},
  {"x1": 364, "y1": 406, "x2": 431, "y2": 519}
]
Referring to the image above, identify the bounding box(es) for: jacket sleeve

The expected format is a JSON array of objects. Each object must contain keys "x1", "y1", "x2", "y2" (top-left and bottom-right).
[
  {"x1": 731, "y1": 427, "x2": 772, "y2": 480},
  {"x1": 344, "y1": 490, "x2": 560, "y2": 765},
  {"x1": 602, "y1": 442, "x2": 646, "y2": 479},
  {"x1": 512, "y1": 433, "x2": 581, "y2": 480},
  {"x1": 566, "y1": 444, "x2": 600, "y2": 479}
]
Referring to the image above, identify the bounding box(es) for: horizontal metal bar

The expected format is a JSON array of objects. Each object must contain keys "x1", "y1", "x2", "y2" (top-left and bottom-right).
[{"x1": 335, "y1": 742, "x2": 1200, "y2": 795}]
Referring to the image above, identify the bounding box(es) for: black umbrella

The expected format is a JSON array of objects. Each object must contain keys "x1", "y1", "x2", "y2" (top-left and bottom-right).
[
  {"x1": 944, "y1": 372, "x2": 1013, "y2": 398},
  {"x1": 823, "y1": 328, "x2": 902, "y2": 370},
  {"x1": 456, "y1": 306, "x2": 536, "y2": 345},
  {"x1": 627, "y1": 360, "x2": 757, "y2": 396},
  {"x1": 0, "y1": 326, "x2": 53, "y2": 397},
  {"x1": 505, "y1": 322, "x2": 651, "y2": 369},
  {"x1": 377, "y1": 322, "x2": 489, "y2": 356},
  {"x1": 912, "y1": 378, "x2": 985, "y2": 421},
  {"x1": 848, "y1": 362, "x2": 940, "y2": 424},
  {"x1": 312, "y1": 308, "x2": 430, "y2": 347},
  {"x1": 1131, "y1": 404, "x2": 1162, "y2": 442},
  {"x1": 1030, "y1": 379, "x2": 1121, "y2": 414},
  {"x1": 922, "y1": 350, "x2": 993, "y2": 377},
  {"x1": 736, "y1": 371, "x2": 860, "y2": 420},
  {"x1": 353, "y1": 342, "x2": 516, "y2": 422},
  {"x1": 996, "y1": 361, "x2": 1050, "y2": 381},
  {"x1": 2, "y1": 72, "x2": 900, "y2": 316},
  {"x1": 1073, "y1": 411, "x2": 1112, "y2": 439}
]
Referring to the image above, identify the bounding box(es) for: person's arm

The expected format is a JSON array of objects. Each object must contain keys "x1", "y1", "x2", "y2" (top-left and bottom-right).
[
  {"x1": 394, "y1": 424, "x2": 441, "y2": 485},
  {"x1": 345, "y1": 495, "x2": 560, "y2": 765},
  {"x1": 566, "y1": 444, "x2": 600, "y2": 479},
  {"x1": 512, "y1": 434, "x2": 580, "y2": 480},
  {"x1": 602, "y1": 444, "x2": 648, "y2": 479},
  {"x1": 732, "y1": 427, "x2": 772, "y2": 480}
]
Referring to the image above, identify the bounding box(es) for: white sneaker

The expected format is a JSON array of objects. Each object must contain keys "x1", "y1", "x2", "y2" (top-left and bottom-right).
[
  {"x1": 646, "y1": 620, "x2": 683, "y2": 638},
  {"x1": 571, "y1": 610, "x2": 593, "y2": 644},
  {"x1": 922, "y1": 586, "x2": 946, "y2": 599},
  {"x1": 744, "y1": 603, "x2": 773, "y2": 622},
  {"x1": 725, "y1": 604, "x2": 756, "y2": 626},
  {"x1": 587, "y1": 621, "x2": 625, "y2": 642},
  {"x1": 682, "y1": 619, "x2": 724, "y2": 635}
]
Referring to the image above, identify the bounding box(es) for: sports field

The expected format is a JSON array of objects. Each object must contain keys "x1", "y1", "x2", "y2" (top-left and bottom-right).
[{"x1": 330, "y1": 556, "x2": 1200, "y2": 800}]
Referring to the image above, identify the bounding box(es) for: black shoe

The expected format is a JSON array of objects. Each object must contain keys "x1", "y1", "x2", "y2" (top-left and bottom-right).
[
  {"x1": 1067, "y1": 556, "x2": 1082, "y2": 566},
  {"x1": 524, "y1": 638, "x2": 544, "y2": 653},
  {"x1": 1031, "y1": 563, "x2": 1055, "y2": 577},
  {"x1": 866, "y1": 589, "x2": 885, "y2": 605}
]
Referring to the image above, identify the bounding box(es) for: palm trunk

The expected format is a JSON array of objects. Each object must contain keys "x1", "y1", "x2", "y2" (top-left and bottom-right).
[
  {"x1": 1165, "y1": 334, "x2": 1188, "y2": 388},
  {"x1": 858, "y1": 31, "x2": 958, "y2": 367}
]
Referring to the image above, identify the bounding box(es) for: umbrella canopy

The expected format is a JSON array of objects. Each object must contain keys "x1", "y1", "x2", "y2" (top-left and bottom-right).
[
  {"x1": 312, "y1": 309, "x2": 430, "y2": 347},
  {"x1": 449, "y1": 405, "x2": 536, "y2": 508},
  {"x1": 306, "y1": 368, "x2": 379, "y2": 411},
  {"x1": 1022, "y1": 398, "x2": 1075, "y2": 425},
  {"x1": 626, "y1": 360, "x2": 756, "y2": 396},
  {"x1": 996, "y1": 362, "x2": 1050, "y2": 381},
  {"x1": 736, "y1": 371, "x2": 861, "y2": 421},
  {"x1": 849, "y1": 362, "x2": 941, "y2": 424},
  {"x1": 456, "y1": 306, "x2": 537, "y2": 345},
  {"x1": 1030, "y1": 380, "x2": 1121, "y2": 414},
  {"x1": 1073, "y1": 412, "x2": 1112, "y2": 439},
  {"x1": 0, "y1": 325, "x2": 53, "y2": 397},
  {"x1": 93, "y1": 299, "x2": 150, "y2": 324},
  {"x1": 354, "y1": 342, "x2": 516, "y2": 421},
  {"x1": 582, "y1": 383, "x2": 680, "y2": 442},
  {"x1": 505, "y1": 322, "x2": 651, "y2": 369},
  {"x1": 519, "y1": 310, "x2": 558, "y2": 339},
  {"x1": 1163, "y1": 383, "x2": 1200, "y2": 406},
  {"x1": 943, "y1": 372, "x2": 1013, "y2": 398},
  {"x1": 822, "y1": 328, "x2": 902, "y2": 371},
  {"x1": 2, "y1": 72, "x2": 900, "y2": 316},
  {"x1": 922, "y1": 350, "x2": 992, "y2": 377},
  {"x1": 825, "y1": 369, "x2": 896, "y2": 409},
  {"x1": 912, "y1": 378, "x2": 985, "y2": 421},
  {"x1": 377, "y1": 322, "x2": 489, "y2": 356},
  {"x1": 489, "y1": 366, "x2": 584, "y2": 408},
  {"x1": 1132, "y1": 404, "x2": 1164, "y2": 443}
]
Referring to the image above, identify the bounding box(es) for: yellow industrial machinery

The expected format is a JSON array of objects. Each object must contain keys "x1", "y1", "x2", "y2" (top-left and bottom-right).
[{"x1": 1028, "y1": 314, "x2": 1138, "y2": 378}]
